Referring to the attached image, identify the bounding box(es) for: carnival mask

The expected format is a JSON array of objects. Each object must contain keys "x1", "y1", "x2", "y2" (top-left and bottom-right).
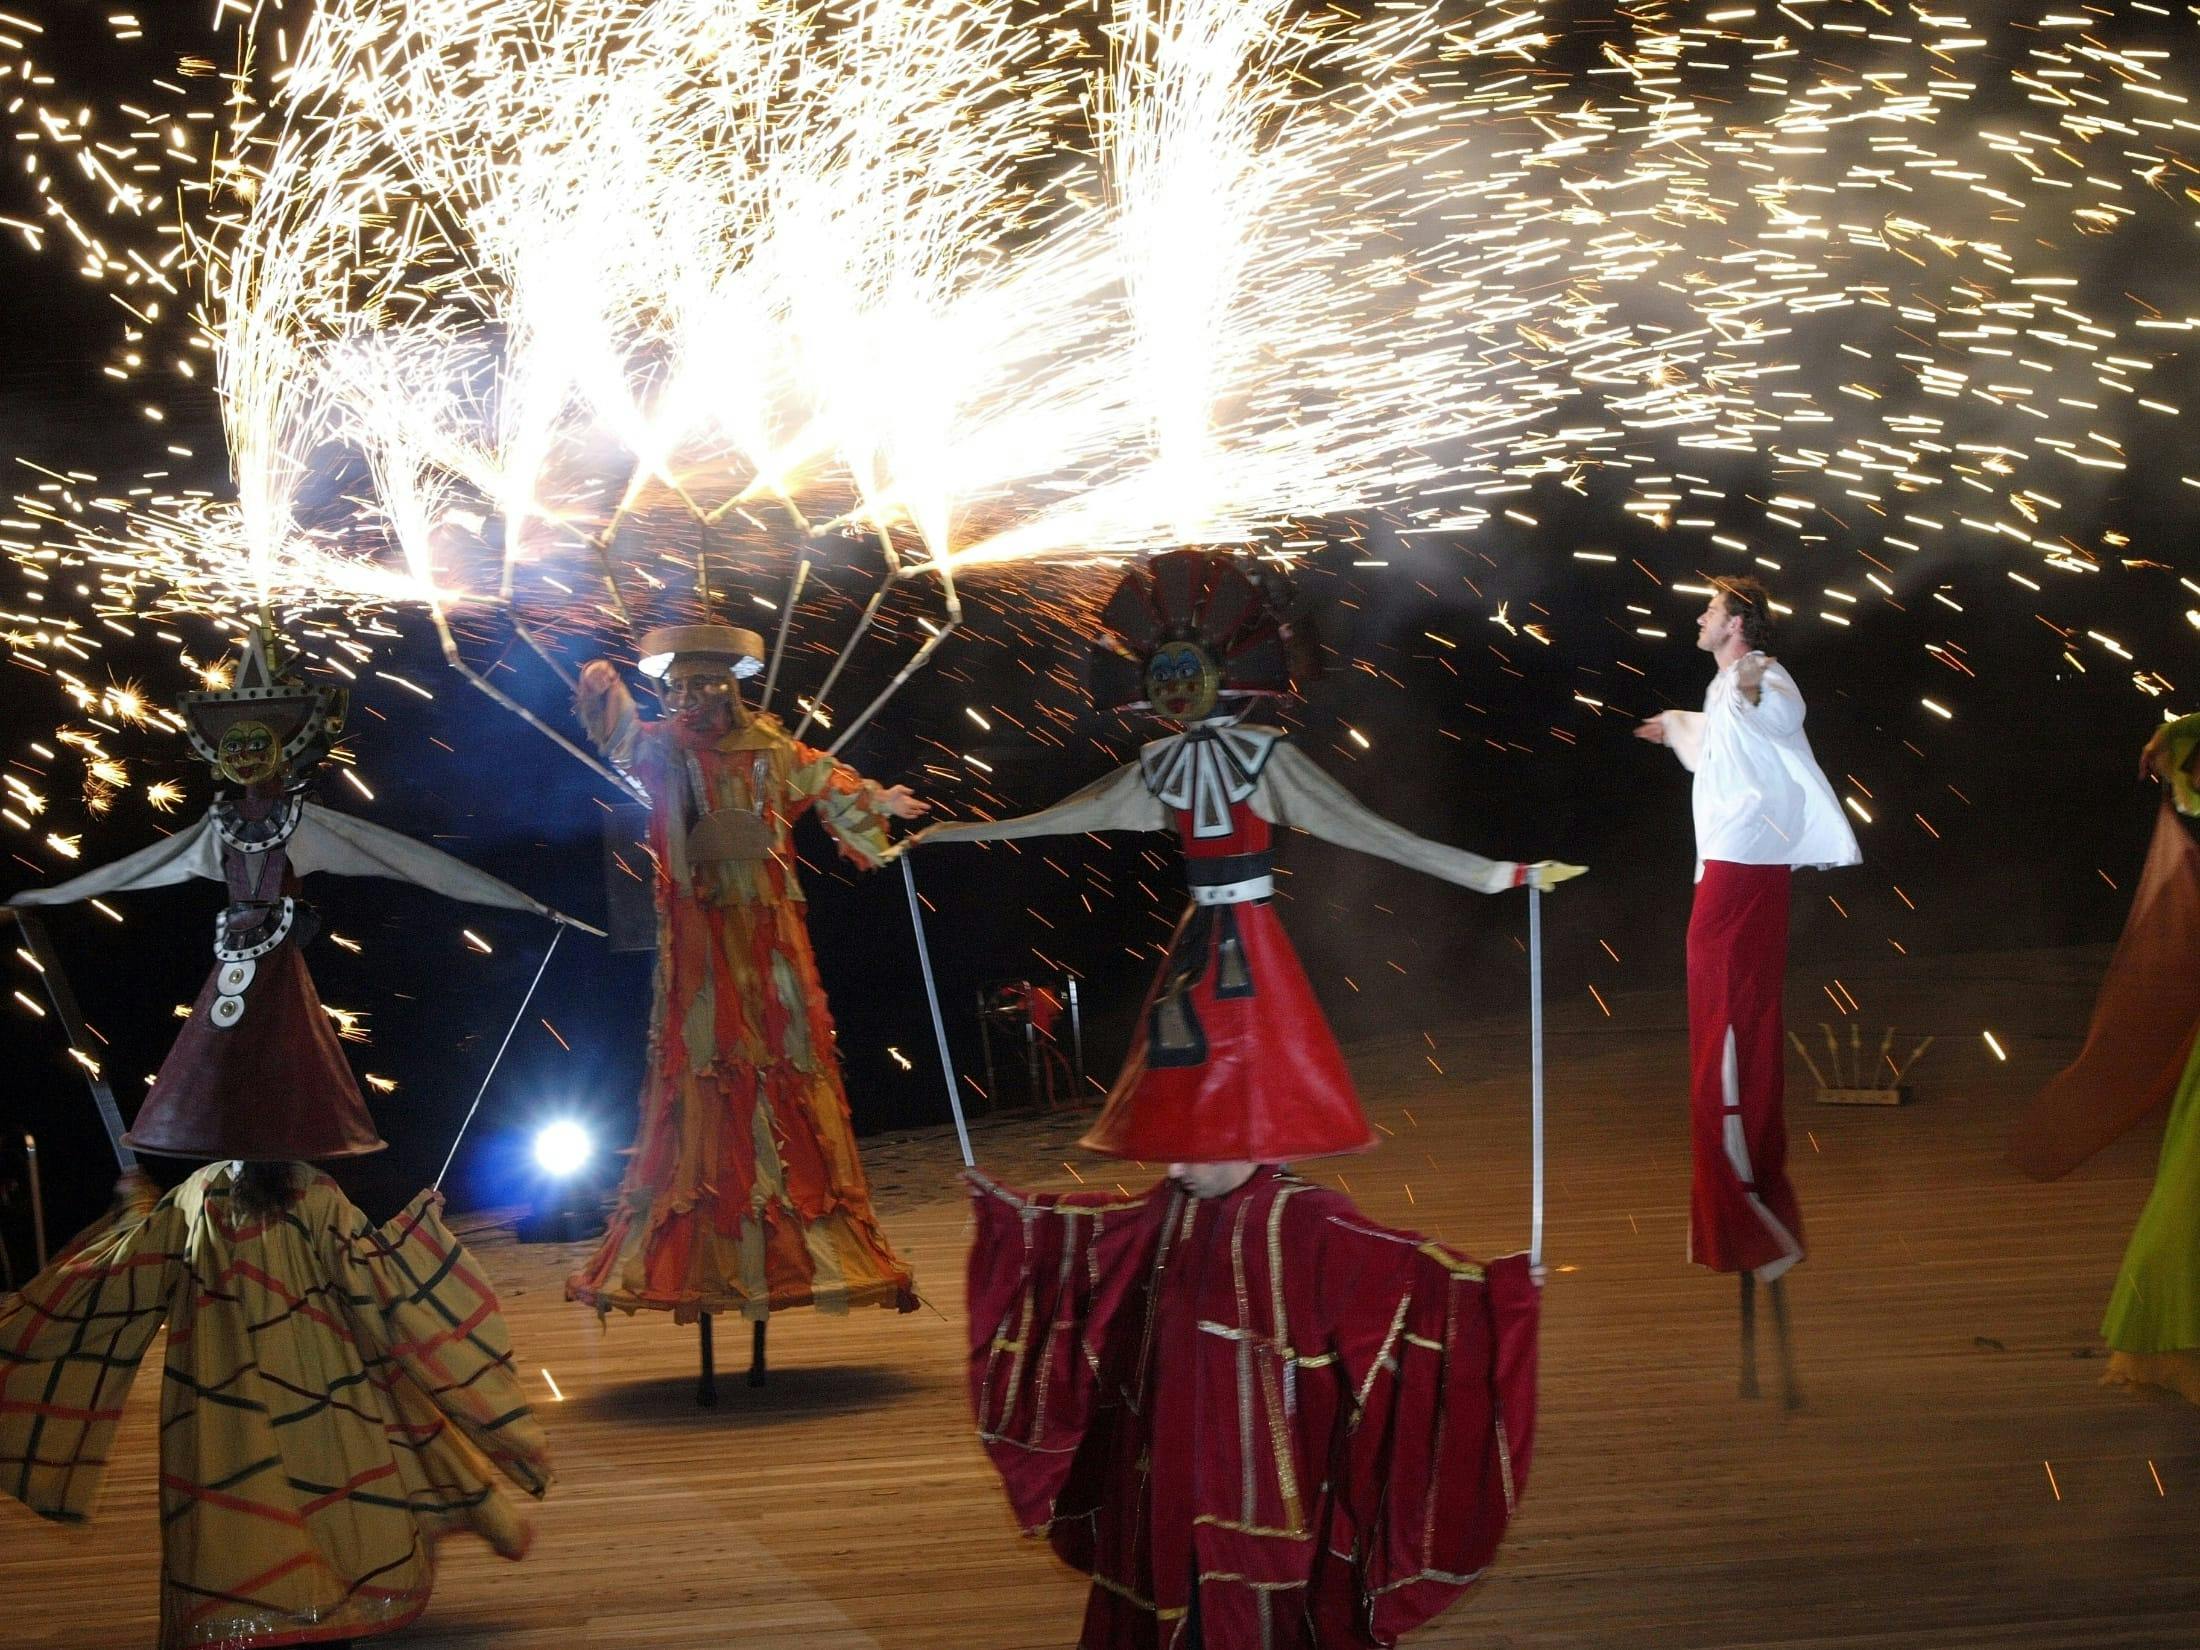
[
  {"x1": 215, "y1": 719, "x2": 284, "y2": 787},
  {"x1": 1143, "y1": 640, "x2": 1222, "y2": 724},
  {"x1": 659, "y1": 659, "x2": 741, "y2": 734}
]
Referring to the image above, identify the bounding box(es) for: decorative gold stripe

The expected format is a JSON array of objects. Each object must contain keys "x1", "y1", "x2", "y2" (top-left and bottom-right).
[
  {"x1": 1414, "y1": 1239, "x2": 1484, "y2": 1281},
  {"x1": 1367, "y1": 1564, "x2": 1488, "y2": 1597},
  {"x1": 1193, "y1": 1512, "x2": 1310, "y2": 1539},
  {"x1": 1087, "y1": 1569, "x2": 1187, "y2": 1621}
]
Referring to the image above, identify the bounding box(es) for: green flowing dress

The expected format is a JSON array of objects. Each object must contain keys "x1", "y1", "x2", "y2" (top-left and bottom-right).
[{"x1": 2101, "y1": 713, "x2": 2200, "y2": 1405}]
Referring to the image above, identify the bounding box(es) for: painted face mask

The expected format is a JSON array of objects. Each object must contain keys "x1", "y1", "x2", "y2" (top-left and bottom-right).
[
  {"x1": 659, "y1": 661, "x2": 740, "y2": 731},
  {"x1": 215, "y1": 720, "x2": 284, "y2": 787},
  {"x1": 1143, "y1": 640, "x2": 1222, "y2": 724}
]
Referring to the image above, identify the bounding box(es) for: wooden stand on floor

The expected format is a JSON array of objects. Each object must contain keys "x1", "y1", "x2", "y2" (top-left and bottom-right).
[
  {"x1": 1817, "y1": 1086, "x2": 1912, "y2": 1106},
  {"x1": 1793, "y1": 1027, "x2": 1931, "y2": 1107}
]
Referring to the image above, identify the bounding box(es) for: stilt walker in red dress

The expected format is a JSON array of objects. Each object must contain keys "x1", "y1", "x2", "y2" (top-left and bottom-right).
[
  {"x1": 1635, "y1": 577, "x2": 1858, "y2": 1405},
  {"x1": 916, "y1": 551, "x2": 1575, "y2": 1648},
  {"x1": 565, "y1": 623, "x2": 928, "y2": 1398}
]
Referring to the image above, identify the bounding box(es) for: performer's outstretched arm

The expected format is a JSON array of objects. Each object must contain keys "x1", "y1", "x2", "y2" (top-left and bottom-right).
[
  {"x1": 786, "y1": 742, "x2": 909, "y2": 870},
  {"x1": 964, "y1": 1172, "x2": 1167, "y2": 1540},
  {"x1": 1309, "y1": 1216, "x2": 1540, "y2": 1644},
  {"x1": 1255, "y1": 743, "x2": 1557, "y2": 894},
  {"x1": 0, "y1": 1175, "x2": 179, "y2": 1522},
  {"x1": 1739, "y1": 659, "x2": 1806, "y2": 736},
  {"x1": 573, "y1": 659, "x2": 647, "y2": 777},
  {"x1": 1641, "y1": 708, "x2": 1706, "y2": 771},
  {"x1": 9, "y1": 814, "x2": 221, "y2": 906},
  {"x1": 915, "y1": 761, "x2": 1165, "y2": 850}
]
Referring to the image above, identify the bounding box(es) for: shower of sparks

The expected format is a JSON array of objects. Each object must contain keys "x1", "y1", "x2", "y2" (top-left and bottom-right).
[
  {"x1": 0, "y1": 3, "x2": 2183, "y2": 633},
  {"x1": 0, "y1": 0, "x2": 2194, "y2": 1095}
]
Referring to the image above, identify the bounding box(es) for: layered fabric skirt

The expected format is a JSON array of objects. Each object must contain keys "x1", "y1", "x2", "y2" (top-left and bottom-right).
[
  {"x1": 568, "y1": 886, "x2": 914, "y2": 1321},
  {"x1": 1686, "y1": 860, "x2": 1805, "y2": 1280}
]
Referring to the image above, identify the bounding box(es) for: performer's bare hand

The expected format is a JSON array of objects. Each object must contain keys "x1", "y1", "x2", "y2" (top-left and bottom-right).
[
  {"x1": 1633, "y1": 715, "x2": 1668, "y2": 744},
  {"x1": 1526, "y1": 861, "x2": 1587, "y2": 892},
  {"x1": 578, "y1": 659, "x2": 620, "y2": 696},
  {"x1": 878, "y1": 785, "x2": 930, "y2": 821},
  {"x1": 1734, "y1": 650, "x2": 1771, "y2": 701}
]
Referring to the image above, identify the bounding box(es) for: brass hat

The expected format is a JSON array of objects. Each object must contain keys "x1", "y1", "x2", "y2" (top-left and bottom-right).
[
  {"x1": 636, "y1": 623, "x2": 766, "y2": 681},
  {"x1": 179, "y1": 621, "x2": 347, "y2": 777}
]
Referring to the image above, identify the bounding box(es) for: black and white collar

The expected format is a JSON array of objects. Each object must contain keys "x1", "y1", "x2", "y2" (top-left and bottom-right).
[{"x1": 1139, "y1": 721, "x2": 1282, "y2": 838}]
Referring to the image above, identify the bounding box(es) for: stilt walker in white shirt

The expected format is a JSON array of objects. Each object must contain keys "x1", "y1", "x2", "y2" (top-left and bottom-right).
[{"x1": 1635, "y1": 576, "x2": 1858, "y2": 1406}]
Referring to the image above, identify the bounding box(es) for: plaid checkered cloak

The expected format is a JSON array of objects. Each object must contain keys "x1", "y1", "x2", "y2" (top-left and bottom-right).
[{"x1": 0, "y1": 1163, "x2": 552, "y2": 1649}]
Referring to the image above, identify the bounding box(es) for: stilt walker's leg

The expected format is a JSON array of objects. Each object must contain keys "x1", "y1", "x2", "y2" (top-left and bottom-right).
[
  {"x1": 697, "y1": 1314, "x2": 718, "y2": 1408},
  {"x1": 1739, "y1": 1272, "x2": 1760, "y2": 1399},
  {"x1": 748, "y1": 1319, "x2": 768, "y2": 1388},
  {"x1": 1769, "y1": 1278, "x2": 1801, "y2": 1410}
]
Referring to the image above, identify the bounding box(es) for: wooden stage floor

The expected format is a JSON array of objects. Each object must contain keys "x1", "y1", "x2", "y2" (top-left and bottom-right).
[{"x1": 8, "y1": 945, "x2": 2197, "y2": 1649}]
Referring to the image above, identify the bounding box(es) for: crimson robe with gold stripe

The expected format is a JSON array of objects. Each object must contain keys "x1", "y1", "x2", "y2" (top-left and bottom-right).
[{"x1": 966, "y1": 1167, "x2": 1538, "y2": 1649}]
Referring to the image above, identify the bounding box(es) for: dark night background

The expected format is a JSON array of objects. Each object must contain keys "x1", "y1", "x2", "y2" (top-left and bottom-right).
[{"x1": 0, "y1": 2, "x2": 2189, "y2": 1281}]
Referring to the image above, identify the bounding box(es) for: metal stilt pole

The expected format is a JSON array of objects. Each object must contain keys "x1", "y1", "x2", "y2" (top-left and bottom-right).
[
  {"x1": 1769, "y1": 1277, "x2": 1801, "y2": 1411},
  {"x1": 903, "y1": 856, "x2": 974, "y2": 1168},
  {"x1": 1529, "y1": 886, "x2": 1546, "y2": 1268}
]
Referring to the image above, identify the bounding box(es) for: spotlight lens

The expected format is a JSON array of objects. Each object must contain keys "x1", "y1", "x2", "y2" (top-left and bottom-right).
[{"x1": 533, "y1": 1120, "x2": 592, "y2": 1178}]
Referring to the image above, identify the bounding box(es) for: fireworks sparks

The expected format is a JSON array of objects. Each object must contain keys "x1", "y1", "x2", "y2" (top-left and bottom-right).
[
  {"x1": 0, "y1": 0, "x2": 2193, "y2": 1095},
  {"x1": 4, "y1": 2, "x2": 2185, "y2": 639}
]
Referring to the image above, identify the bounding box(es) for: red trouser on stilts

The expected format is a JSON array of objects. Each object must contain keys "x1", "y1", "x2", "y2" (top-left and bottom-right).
[{"x1": 1687, "y1": 860, "x2": 1805, "y2": 1279}]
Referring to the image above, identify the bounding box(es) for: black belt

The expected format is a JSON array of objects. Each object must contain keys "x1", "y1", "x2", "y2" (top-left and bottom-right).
[{"x1": 1184, "y1": 851, "x2": 1273, "y2": 888}]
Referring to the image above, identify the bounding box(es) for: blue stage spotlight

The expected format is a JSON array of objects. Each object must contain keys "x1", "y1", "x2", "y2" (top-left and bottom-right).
[
  {"x1": 516, "y1": 1116, "x2": 608, "y2": 1245},
  {"x1": 532, "y1": 1119, "x2": 593, "y2": 1179}
]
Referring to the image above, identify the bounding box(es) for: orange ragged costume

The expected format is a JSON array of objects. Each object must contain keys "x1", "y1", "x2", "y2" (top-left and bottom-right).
[
  {"x1": 0, "y1": 1166, "x2": 551, "y2": 1649},
  {"x1": 566, "y1": 627, "x2": 917, "y2": 1325}
]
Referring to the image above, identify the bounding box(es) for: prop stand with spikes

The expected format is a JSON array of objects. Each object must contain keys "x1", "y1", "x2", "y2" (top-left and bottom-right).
[{"x1": 916, "y1": 552, "x2": 1582, "y2": 1650}]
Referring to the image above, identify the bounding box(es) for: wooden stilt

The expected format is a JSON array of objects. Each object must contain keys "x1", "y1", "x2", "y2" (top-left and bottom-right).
[
  {"x1": 1739, "y1": 1272, "x2": 1760, "y2": 1400},
  {"x1": 697, "y1": 1314, "x2": 718, "y2": 1408},
  {"x1": 748, "y1": 1319, "x2": 768, "y2": 1388},
  {"x1": 1769, "y1": 1277, "x2": 1802, "y2": 1411}
]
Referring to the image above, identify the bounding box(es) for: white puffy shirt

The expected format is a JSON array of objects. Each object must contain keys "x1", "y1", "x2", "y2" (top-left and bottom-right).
[{"x1": 1660, "y1": 657, "x2": 1860, "y2": 882}]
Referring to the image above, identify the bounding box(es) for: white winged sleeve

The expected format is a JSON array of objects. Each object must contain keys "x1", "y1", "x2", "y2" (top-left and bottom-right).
[
  {"x1": 916, "y1": 762, "x2": 1166, "y2": 848},
  {"x1": 1253, "y1": 744, "x2": 1518, "y2": 895}
]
